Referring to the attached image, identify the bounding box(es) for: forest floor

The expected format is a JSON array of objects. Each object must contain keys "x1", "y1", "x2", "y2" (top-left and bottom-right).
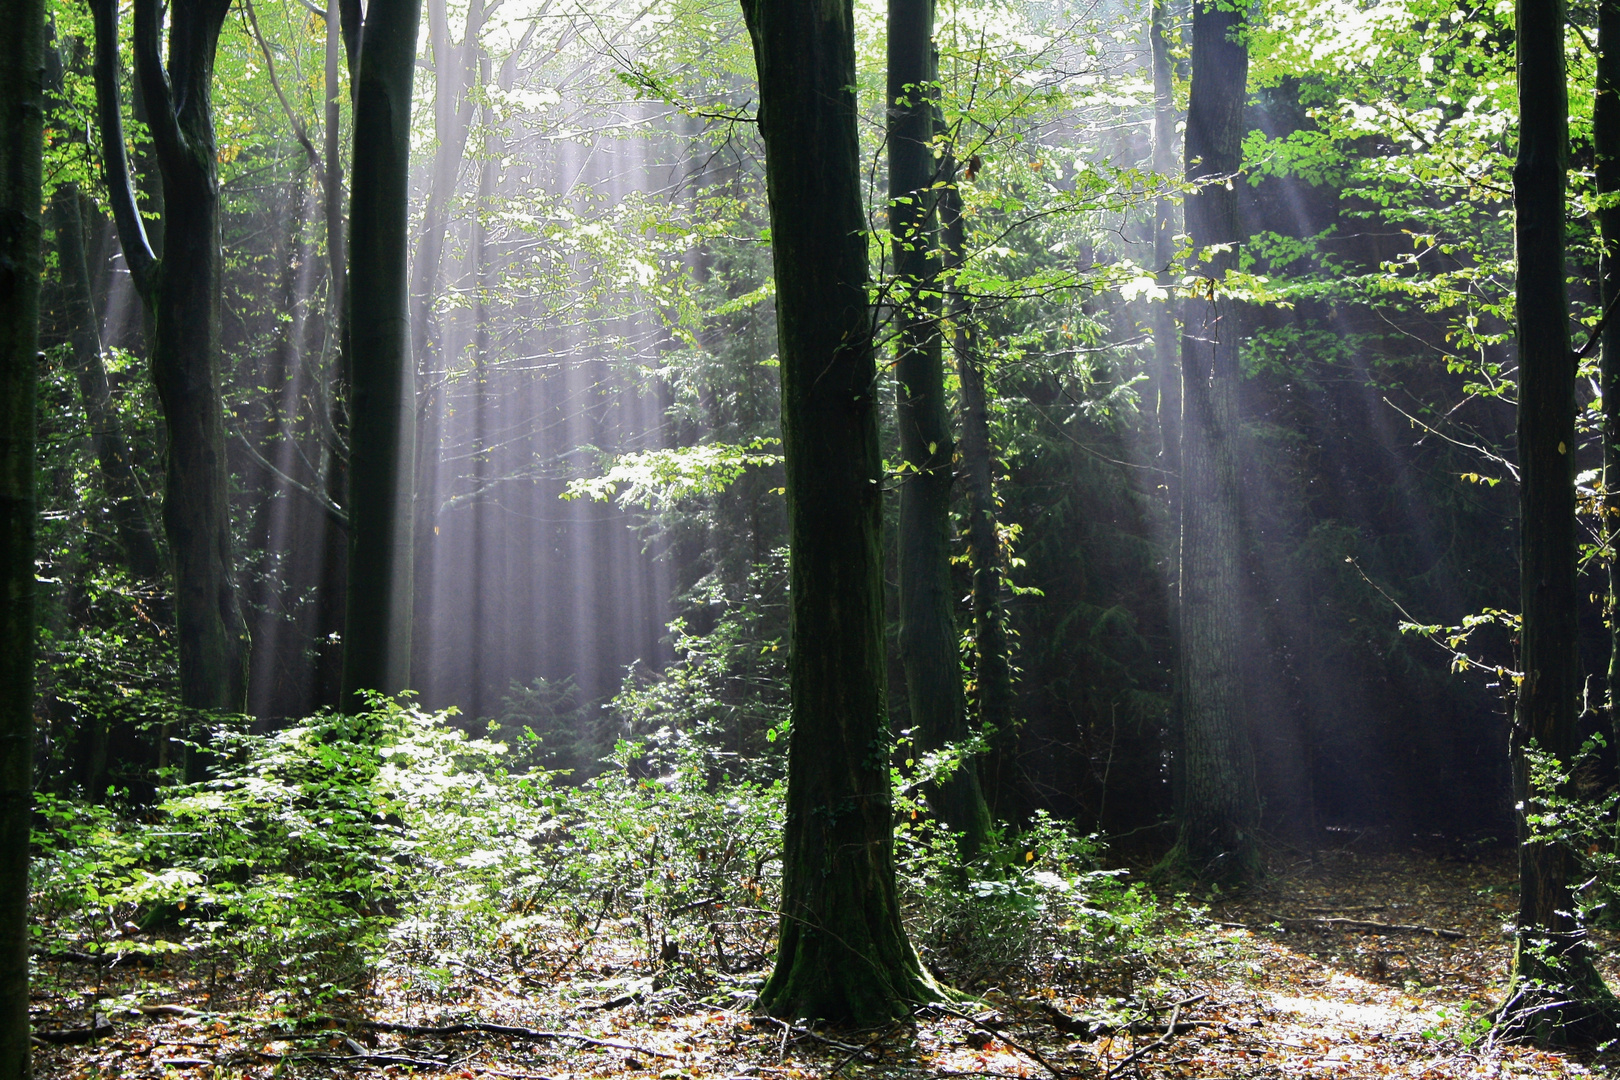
[{"x1": 32, "y1": 842, "x2": 1620, "y2": 1079}]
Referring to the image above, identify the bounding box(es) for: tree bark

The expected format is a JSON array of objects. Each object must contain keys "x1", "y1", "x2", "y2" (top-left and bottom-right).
[
  {"x1": 742, "y1": 0, "x2": 944, "y2": 1023},
  {"x1": 889, "y1": 0, "x2": 992, "y2": 859},
  {"x1": 1501, "y1": 0, "x2": 1620, "y2": 1044},
  {"x1": 1167, "y1": 0, "x2": 1259, "y2": 886},
  {"x1": 340, "y1": 0, "x2": 423, "y2": 706},
  {"x1": 0, "y1": 0, "x2": 41, "y2": 1073},
  {"x1": 91, "y1": 0, "x2": 248, "y2": 723}
]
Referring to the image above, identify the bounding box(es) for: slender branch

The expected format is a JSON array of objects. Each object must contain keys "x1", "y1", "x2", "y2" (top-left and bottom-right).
[
  {"x1": 130, "y1": 0, "x2": 185, "y2": 171},
  {"x1": 89, "y1": 0, "x2": 157, "y2": 304},
  {"x1": 242, "y1": 0, "x2": 325, "y2": 184},
  {"x1": 230, "y1": 427, "x2": 349, "y2": 533},
  {"x1": 1577, "y1": 285, "x2": 1620, "y2": 362},
  {"x1": 1381, "y1": 395, "x2": 1520, "y2": 480}
]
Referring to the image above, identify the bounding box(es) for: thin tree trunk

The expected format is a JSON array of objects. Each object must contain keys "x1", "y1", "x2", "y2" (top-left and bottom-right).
[
  {"x1": 407, "y1": 0, "x2": 486, "y2": 682},
  {"x1": 0, "y1": 0, "x2": 42, "y2": 1072},
  {"x1": 313, "y1": 0, "x2": 349, "y2": 710},
  {"x1": 889, "y1": 0, "x2": 992, "y2": 858},
  {"x1": 742, "y1": 0, "x2": 944, "y2": 1023},
  {"x1": 941, "y1": 165, "x2": 1017, "y2": 824},
  {"x1": 1168, "y1": 0, "x2": 1258, "y2": 886},
  {"x1": 51, "y1": 186, "x2": 163, "y2": 582},
  {"x1": 1501, "y1": 0, "x2": 1620, "y2": 1044},
  {"x1": 1599, "y1": 0, "x2": 1620, "y2": 756},
  {"x1": 340, "y1": 0, "x2": 423, "y2": 705},
  {"x1": 1151, "y1": 0, "x2": 1181, "y2": 545}
]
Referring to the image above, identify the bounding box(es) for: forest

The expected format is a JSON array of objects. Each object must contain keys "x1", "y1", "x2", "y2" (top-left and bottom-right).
[{"x1": 9, "y1": 0, "x2": 1620, "y2": 1073}]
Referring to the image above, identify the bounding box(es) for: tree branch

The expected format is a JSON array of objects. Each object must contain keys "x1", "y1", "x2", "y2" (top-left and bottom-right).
[
  {"x1": 89, "y1": 0, "x2": 157, "y2": 304},
  {"x1": 241, "y1": 0, "x2": 326, "y2": 184},
  {"x1": 130, "y1": 0, "x2": 185, "y2": 173}
]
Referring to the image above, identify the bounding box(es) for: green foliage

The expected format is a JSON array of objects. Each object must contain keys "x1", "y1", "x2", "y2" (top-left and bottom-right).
[
  {"x1": 895, "y1": 808, "x2": 1170, "y2": 993},
  {"x1": 563, "y1": 439, "x2": 783, "y2": 511},
  {"x1": 33, "y1": 694, "x2": 1183, "y2": 1009},
  {"x1": 1520, "y1": 736, "x2": 1620, "y2": 928}
]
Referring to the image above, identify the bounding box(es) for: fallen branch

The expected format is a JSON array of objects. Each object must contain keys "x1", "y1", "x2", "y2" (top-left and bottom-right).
[
  {"x1": 1105, "y1": 997, "x2": 1190, "y2": 1079},
  {"x1": 297, "y1": 1015, "x2": 676, "y2": 1059},
  {"x1": 1033, "y1": 993, "x2": 1222, "y2": 1040},
  {"x1": 31, "y1": 1015, "x2": 116, "y2": 1045},
  {"x1": 753, "y1": 1015, "x2": 879, "y2": 1062},
  {"x1": 925, "y1": 1004, "x2": 1067, "y2": 1080},
  {"x1": 1221, "y1": 917, "x2": 1462, "y2": 939},
  {"x1": 31, "y1": 946, "x2": 158, "y2": 968}
]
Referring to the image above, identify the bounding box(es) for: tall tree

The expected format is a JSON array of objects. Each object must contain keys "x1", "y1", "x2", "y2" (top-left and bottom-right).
[
  {"x1": 742, "y1": 0, "x2": 944, "y2": 1022},
  {"x1": 91, "y1": 0, "x2": 248, "y2": 716},
  {"x1": 46, "y1": 30, "x2": 162, "y2": 584},
  {"x1": 50, "y1": 183, "x2": 162, "y2": 583},
  {"x1": 407, "y1": 0, "x2": 489, "y2": 679},
  {"x1": 1499, "y1": 0, "x2": 1620, "y2": 1043},
  {"x1": 0, "y1": 0, "x2": 42, "y2": 1074},
  {"x1": 1150, "y1": 0, "x2": 1181, "y2": 530},
  {"x1": 339, "y1": 0, "x2": 423, "y2": 705},
  {"x1": 889, "y1": 0, "x2": 992, "y2": 858},
  {"x1": 1167, "y1": 0, "x2": 1259, "y2": 885},
  {"x1": 1599, "y1": 0, "x2": 1620, "y2": 748},
  {"x1": 942, "y1": 161, "x2": 1018, "y2": 820}
]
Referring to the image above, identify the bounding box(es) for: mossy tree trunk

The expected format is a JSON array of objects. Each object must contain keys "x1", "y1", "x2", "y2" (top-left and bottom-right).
[
  {"x1": 91, "y1": 0, "x2": 248, "y2": 725},
  {"x1": 0, "y1": 0, "x2": 42, "y2": 1071},
  {"x1": 339, "y1": 0, "x2": 422, "y2": 706},
  {"x1": 889, "y1": 0, "x2": 992, "y2": 859},
  {"x1": 1168, "y1": 0, "x2": 1259, "y2": 886},
  {"x1": 742, "y1": 0, "x2": 943, "y2": 1023},
  {"x1": 1500, "y1": 0, "x2": 1620, "y2": 1044}
]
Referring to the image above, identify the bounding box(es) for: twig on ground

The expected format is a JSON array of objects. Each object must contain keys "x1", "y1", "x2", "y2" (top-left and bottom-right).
[
  {"x1": 754, "y1": 1015, "x2": 879, "y2": 1061},
  {"x1": 826, "y1": 1004, "x2": 926, "y2": 1077},
  {"x1": 925, "y1": 1003, "x2": 1067, "y2": 1080},
  {"x1": 1032, "y1": 993, "x2": 1214, "y2": 1039},
  {"x1": 1104, "y1": 997, "x2": 1188, "y2": 1079}
]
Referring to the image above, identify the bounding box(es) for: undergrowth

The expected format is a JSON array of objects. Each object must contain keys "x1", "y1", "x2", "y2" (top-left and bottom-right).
[{"x1": 31, "y1": 696, "x2": 1193, "y2": 1014}]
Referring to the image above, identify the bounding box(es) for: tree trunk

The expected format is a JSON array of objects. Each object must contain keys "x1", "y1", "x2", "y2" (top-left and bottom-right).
[
  {"x1": 91, "y1": 0, "x2": 248, "y2": 726},
  {"x1": 1500, "y1": 0, "x2": 1620, "y2": 1044},
  {"x1": 312, "y1": 0, "x2": 349, "y2": 710},
  {"x1": 1151, "y1": 0, "x2": 1181, "y2": 551},
  {"x1": 340, "y1": 0, "x2": 423, "y2": 706},
  {"x1": 50, "y1": 186, "x2": 163, "y2": 582},
  {"x1": 1167, "y1": 0, "x2": 1259, "y2": 886},
  {"x1": 1600, "y1": 0, "x2": 1620, "y2": 756},
  {"x1": 407, "y1": 0, "x2": 486, "y2": 683},
  {"x1": 940, "y1": 167, "x2": 1017, "y2": 825},
  {"x1": 742, "y1": 0, "x2": 944, "y2": 1023},
  {"x1": 0, "y1": 0, "x2": 41, "y2": 1074},
  {"x1": 889, "y1": 0, "x2": 992, "y2": 858}
]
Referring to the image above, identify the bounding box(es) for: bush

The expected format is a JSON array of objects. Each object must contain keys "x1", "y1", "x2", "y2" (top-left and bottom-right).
[
  {"x1": 32, "y1": 694, "x2": 1177, "y2": 1010},
  {"x1": 895, "y1": 806, "x2": 1168, "y2": 993}
]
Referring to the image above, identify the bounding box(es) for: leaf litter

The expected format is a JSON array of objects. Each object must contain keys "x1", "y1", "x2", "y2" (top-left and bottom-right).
[{"x1": 30, "y1": 842, "x2": 1620, "y2": 1079}]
